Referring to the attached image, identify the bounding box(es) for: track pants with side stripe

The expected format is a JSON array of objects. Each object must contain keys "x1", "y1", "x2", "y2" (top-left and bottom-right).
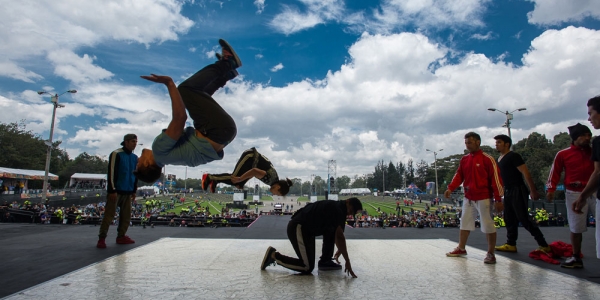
[{"x1": 273, "y1": 221, "x2": 336, "y2": 273}]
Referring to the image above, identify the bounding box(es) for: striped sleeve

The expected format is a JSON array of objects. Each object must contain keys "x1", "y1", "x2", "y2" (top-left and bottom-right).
[
  {"x1": 107, "y1": 149, "x2": 121, "y2": 193},
  {"x1": 484, "y1": 153, "x2": 504, "y2": 201},
  {"x1": 546, "y1": 149, "x2": 565, "y2": 193}
]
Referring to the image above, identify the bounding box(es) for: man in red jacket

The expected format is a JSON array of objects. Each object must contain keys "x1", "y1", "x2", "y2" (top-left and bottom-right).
[
  {"x1": 573, "y1": 96, "x2": 600, "y2": 265},
  {"x1": 549, "y1": 120, "x2": 596, "y2": 269},
  {"x1": 444, "y1": 132, "x2": 504, "y2": 264}
]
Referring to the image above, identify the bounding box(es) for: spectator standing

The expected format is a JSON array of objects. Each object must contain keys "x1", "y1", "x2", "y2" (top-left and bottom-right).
[
  {"x1": 260, "y1": 198, "x2": 363, "y2": 277},
  {"x1": 571, "y1": 96, "x2": 600, "y2": 266},
  {"x1": 493, "y1": 134, "x2": 551, "y2": 253},
  {"x1": 444, "y1": 132, "x2": 504, "y2": 264},
  {"x1": 97, "y1": 134, "x2": 139, "y2": 248},
  {"x1": 546, "y1": 123, "x2": 595, "y2": 268}
]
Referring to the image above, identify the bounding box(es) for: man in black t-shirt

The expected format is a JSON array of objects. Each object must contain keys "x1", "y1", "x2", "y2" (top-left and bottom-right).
[
  {"x1": 493, "y1": 135, "x2": 551, "y2": 253},
  {"x1": 573, "y1": 95, "x2": 600, "y2": 260},
  {"x1": 260, "y1": 198, "x2": 363, "y2": 278}
]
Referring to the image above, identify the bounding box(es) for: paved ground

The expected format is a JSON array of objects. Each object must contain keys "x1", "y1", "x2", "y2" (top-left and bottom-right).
[{"x1": 1, "y1": 215, "x2": 599, "y2": 298}]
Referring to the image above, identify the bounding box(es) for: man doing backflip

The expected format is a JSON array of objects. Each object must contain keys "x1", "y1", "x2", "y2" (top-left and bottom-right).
[
  {"x1": 202, "y1": 147, "x2": 293, "y2": 196},
  {"x1": 260, "y1": 198, "x2": 363, "y2": 278},
  {"x1": 493, "y1": 134, "x2": 551, "y2": 253},
  {"x1": 445, "y1": 132, "x2": 504, "y2": 264},
  {"x1": 549, "y1": 120, "x2": 597, "y2": 268},
  {"x1": 135, "y1": 39, "x2": 242, "y2": 183}
]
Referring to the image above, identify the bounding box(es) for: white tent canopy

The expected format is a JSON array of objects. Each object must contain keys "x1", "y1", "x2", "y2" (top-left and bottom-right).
[
  {"x1": 339, "y1": 188, "x2": 371, "y2": 195},
  {"x1": 69, "y1": 173, "x2": 107, "y2": 189},
  {"x1": 0, "y1": 167, "x2": 58, "y2": 180}
]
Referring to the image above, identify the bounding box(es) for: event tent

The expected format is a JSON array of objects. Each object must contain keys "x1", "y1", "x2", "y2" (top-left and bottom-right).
[{"x1": 0, "y1": 167, "x2": 58, "y2": 180}]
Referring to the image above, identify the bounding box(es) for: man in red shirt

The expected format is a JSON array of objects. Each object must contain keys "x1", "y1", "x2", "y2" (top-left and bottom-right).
[
  {"x1": 546, "y1": 123, "x2": 594, "y2": 268},
  {"x1": 444, "y1": 132, "x2": 504, "y2": 264}
]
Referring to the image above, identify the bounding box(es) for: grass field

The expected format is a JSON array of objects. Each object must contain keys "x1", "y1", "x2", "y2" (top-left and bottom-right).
[{"x1": 141, "y1": 193, "x2": 456, "y2": 217}]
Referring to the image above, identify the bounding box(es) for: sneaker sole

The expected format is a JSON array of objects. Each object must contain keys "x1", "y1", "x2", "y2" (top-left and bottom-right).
[
  {"x1": 219, "y1": 39, "x2": 242, "y2": 67},
  {"x1": 495, "y1": 249, "x2": 517, "y2": 252},
  {"x1": 446, "y1": 253, "x2": 467, "y2": 257},
  {"x1": 484, "y1": 260, "x2": 497, "y2": 264},
  {"x1": 561, "y1": 264, "x2": 583, "y2": 269},
  {"x1": 261, "y1": 247, "x2": 275, "y2": 270}
]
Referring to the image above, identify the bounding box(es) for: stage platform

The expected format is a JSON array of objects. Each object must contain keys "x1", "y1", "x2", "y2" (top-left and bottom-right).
[{"x1": 1, "y1": 215, "x2": 599, "y2": 299}]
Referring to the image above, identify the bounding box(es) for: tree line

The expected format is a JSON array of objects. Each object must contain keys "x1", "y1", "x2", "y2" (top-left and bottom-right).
[{"x1": 1, "y1": 121, "x2": 572, "y2": 198}]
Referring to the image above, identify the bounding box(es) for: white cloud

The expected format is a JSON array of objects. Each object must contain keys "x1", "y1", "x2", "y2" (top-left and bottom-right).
[
  {"x1": 47, "y1": 50, "x2": 114, "y2": 84},
  {"x1": 527, "y1": 0, "x2": 600, "y2": 25},
  {"x1": 189, "y1": 47, "x2": 197, "y2": 53},
  {"x1": 255, "y1": 54, "x2": 264, "y2": 59},
  {"x1": 254, "y1": 0, "x2": 266, "y2": 14},
  {"x1": 470, "y1": 31, "x2": 496, "y2": 40},
  {"x1": 2, "y1": 26, "x2": 599, "y2": 182},
  {"x1": 270, "y1": 63, "x2": 284, "y2": 72},
  {"x1": 269, "y1": 0, "x2": 489, "y2": 35},
  {"x1": 0, "y1": 0, "x2": 193, "y2": 81},
  {"x1": 0, "y1": 61, "x2": 43, "y2": 83}
]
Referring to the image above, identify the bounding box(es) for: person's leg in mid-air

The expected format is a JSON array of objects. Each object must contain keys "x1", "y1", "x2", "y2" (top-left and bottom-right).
[
  {"x1": 203, "y1": 148, "x2": 255, "y2": 190},
  {"x1": 179, "y1": 39, "x2": 242, "y2": 148}
]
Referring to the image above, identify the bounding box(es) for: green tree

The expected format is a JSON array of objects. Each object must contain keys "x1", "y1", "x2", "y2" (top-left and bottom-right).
[
  {"x1": 513, "y1": 132, "x2": 556, "y2": 194},
  {"x1": 336, "y1": 175, "x2": 351, "y2": 190}
]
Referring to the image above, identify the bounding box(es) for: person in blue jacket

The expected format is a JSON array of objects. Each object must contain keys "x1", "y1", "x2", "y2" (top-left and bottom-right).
[{"x1": 97, "y1": 134, "x2": 139, "y2": 248}]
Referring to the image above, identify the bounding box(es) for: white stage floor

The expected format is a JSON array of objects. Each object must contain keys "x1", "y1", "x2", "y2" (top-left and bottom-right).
[{"x1": 5, "y1": 238, "x2": 600, "y2": 299}]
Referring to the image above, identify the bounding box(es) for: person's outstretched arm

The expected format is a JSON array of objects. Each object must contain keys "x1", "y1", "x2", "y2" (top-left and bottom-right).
[
  {"x1": 333, "y1": 225, "x2": 357, "y2": 278},
  {"x1": 141, "y1": 74, "x2": 186, "y2": 140}
]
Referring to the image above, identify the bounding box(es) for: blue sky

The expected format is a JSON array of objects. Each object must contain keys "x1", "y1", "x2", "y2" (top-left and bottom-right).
[{"x1": 1, "y1": 0, "x2": 600, "y2": 185}]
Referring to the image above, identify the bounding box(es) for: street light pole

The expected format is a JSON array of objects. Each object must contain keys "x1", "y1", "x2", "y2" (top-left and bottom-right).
[
  {"x1": 426, "y1": 148, "x2": 443, "y2": 198},
  {"x1": 487, "y1": 107, "x2": 527, "y2": 141},
  {"x1": 37, "y1": 90, "x2": 76, "y2": 202}
]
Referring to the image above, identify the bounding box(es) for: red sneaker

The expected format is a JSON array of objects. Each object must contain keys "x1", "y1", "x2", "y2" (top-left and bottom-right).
[
  {"x1": 116, "y1": 235, "x2": 135, "y2": 244},
  {"x1": 446, "y1": 247, "x2": 467, "y2": 257},
  {"x1": 96, "y1": 238, "x2": 106, "y2": 249}
]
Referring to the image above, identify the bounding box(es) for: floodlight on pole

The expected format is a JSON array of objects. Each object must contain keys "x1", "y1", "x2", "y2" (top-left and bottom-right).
[
  {"x1": 487, "y1": 107, "x2": 527, "y2": 141},
  {"x1": 37, "y1": 89, "x2": 77, "y2": 202},
  {"x1": 426, "y1": 148, "x2": 443, "y2": 198}
]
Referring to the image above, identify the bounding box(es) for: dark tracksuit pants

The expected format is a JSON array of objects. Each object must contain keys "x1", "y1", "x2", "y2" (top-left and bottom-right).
[
  {"x1": 503, "y1": 185, "x2": 548, "y2": 247},
  {"x1": 98, "y1": 193, "x2": 133, "y2": 238},
  {"x1": 177, "y1": 60, "x2": 237, "y2": 146},
  {"x1": 209, "y1": 148, "x2": 257, "y2": 188},
  {"x1": 273, "y1": 220, "x2": 336, "y2": 273}
]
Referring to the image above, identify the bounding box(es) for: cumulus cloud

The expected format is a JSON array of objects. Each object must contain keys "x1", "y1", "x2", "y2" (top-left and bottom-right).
[
  {"x1": 527, "y1": 0, "x2": 600, "y2": 25},
  {"x1": 47, "y1": 50, "x2": 114, "y2": 84},
  {"x1": 269, "y1": 0, "x2": 345, "y2": 34},
  {"x1": 270, "y1": 63, "x2": 284, "y2": 72},
  {"x1": 0, "y1": 61, "x2": 43, "y2": 83},
  {"x1": 0, "y1": 0, "x2": 193, "y2": 81},
  {"x1": 1, "y1": 25, "x2": 599, "y2": 181}
]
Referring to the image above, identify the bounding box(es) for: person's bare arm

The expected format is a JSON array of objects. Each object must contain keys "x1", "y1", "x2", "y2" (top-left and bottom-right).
[
  {"x1": 334, "y1": 225, "x2": 357, "y2": 278},
  {"x1": 516, "y1": 164, "x2": 540, "y2": 201},
  {"x1": 141, "y1": 74, "x2": 186, "y2": 140}
]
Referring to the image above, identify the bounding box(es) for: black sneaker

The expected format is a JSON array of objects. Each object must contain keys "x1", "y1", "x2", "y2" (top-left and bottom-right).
[
  {"x1": 261, "y1": 246, "x2": 276, "y2": 270},
  {"x1": 318, "y1": 259, "x2": 342, "y2": 271},
  {"x1": 561, "y1": 256, "x2": 583, "y2": 269},
  {"x1": 219, "y1": 39, "x2": 242, "y2": 69}
]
